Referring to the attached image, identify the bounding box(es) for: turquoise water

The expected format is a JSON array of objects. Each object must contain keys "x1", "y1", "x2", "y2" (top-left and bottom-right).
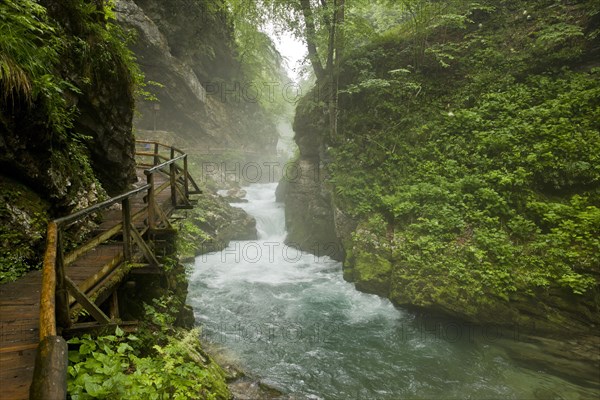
[{"x1": 187, "y1": 183, "x2": 598, "y2": 400}]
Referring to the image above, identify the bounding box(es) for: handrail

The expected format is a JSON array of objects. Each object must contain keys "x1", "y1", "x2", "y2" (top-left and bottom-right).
[
  {"x1": 55, "y1": 185, "x2": 151, "y2": 228},
  {"x1": 39, "y1": 222, "x2": 58, "y2": 340},
  {"x1": 143, "y1": 154, "x2": 186, "y2": 174},
  {"x1": 32, "y1": 140, "x2": 199, "y2": 399},
  {"x1": 135, "y1": 139, "x2": 186, "y2": 156},
  {"x1": 135, "y1": 139, "x2": 201, "y2": 196}
]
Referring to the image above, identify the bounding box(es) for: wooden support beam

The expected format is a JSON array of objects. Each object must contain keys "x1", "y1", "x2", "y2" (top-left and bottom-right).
[
  {"x1": 64, "y1": 277, "x2": 110, "y2": 324},
  {"x1": 170, "y1": 151, "x2": 177, "y2": 207},
  {"x1": 62, "y1": 201, "x2": 148, "y2": 277},
  {"x1": 64, "y1": 222, "x2": 123, "y2": 266},
  {"x1": 62, "y1": 321, "x2": 138, "y2": 338},
  {"x1": 130, "y1": 226, "x2": 160, "y2": 267},
  {"x1": 174, "y1": 171, "x2": 186, "y2": 185},
  {"x1": 69, "y1": 260, "x2": 140, "y2": 317},
  {"x1": 183, "y1": 155, "x2": 190, "y2": 198},
  {"x1": 153, "y1": 200, "x2": 172, "y2": 229},
  {"x1": 153, "y1": 142, "x2": 160, "y2": 166},
  {"x1": 173, "y1": 182, "x2": 190, "y2": 207},
  {"x1": 154, "y1": 178, "x2": 171, "y2": 196},
  {"x1": 187, "y1": 172, "x2": 202, "y2": 194}
]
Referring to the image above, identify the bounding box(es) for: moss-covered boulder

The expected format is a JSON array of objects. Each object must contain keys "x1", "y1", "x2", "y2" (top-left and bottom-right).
[{"x1": 177, "y1": 192, "x2": 257, "y2": 261}]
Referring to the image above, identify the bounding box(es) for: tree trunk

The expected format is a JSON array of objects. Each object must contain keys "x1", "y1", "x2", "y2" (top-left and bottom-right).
[
  {"x1": 300, "y1": 0, "x2": 326, "y2": 82},
  {"x1": 329, "y1": 0, "x2": 345, "y2": 139}
]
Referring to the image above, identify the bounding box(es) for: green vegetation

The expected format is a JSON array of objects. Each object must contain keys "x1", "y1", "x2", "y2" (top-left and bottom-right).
[
  {"x1": 67, "y1": 254, "x2": 230, "y2": 399},
  {"x1": 0, "y1": 0, "x2": 74, "y2": 138},
  {"x1": 290, "y1": 0, "x2": 600, "y2": 327},
  {"x1": 0, "y1": 0, "x2": 143, "y2": 281},
  {"x1": 220, "y1": 0, "x2": 296, "y2": 120},
  {"x1": 0, "y1": 0, "x2": 141, "y2": 140},
  {"x1": 68, "y1": 325, "x2": 230, "y2": 399},
  {"x1": 0, "y1": 177, "x2": 50, "y2": 283}
]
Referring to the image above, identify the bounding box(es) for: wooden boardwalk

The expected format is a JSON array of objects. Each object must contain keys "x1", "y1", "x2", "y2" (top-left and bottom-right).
[
  {"x1": 0, "y1": 141, "x2": 200, "y2": 399},
  {"x1": 0, "y1": 271, "x2": 40, "y2": 399}
]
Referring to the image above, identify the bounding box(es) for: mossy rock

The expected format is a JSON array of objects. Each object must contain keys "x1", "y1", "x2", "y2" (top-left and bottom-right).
[
  {"x1": 349, "y1": 249, "x2": 392, "y2": 296},
  {"x1": 0, "y1": 175, "x2": 50, "y2": 283}
]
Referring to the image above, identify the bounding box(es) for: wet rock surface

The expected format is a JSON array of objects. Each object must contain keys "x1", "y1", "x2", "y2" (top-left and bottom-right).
[
  {"x1": 281, "y1": 91, "x2": 342, "y2": 261},
  {"x1": 115, "y1": 0, "x2": 278, "y2": 154}
]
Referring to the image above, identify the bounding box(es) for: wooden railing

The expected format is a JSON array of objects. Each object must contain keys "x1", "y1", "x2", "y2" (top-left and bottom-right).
[
  {"x1": 30, "y1": 141, "x2": 199, "y2": 399},
  {"x1": 192, "y1": 147, "x2": 261, "y2": 156},
  {"x1": 135, "y1": 140, "x2": 202, "y2": 210}
]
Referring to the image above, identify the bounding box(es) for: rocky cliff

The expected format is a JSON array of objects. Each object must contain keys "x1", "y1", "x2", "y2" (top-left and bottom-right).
[
  {"x1": 280, "y1": 3, "x2": 600, "y2": 386},
  {"x1": 116, "y1": 0, "x2": 278, "y2": 153},
  {"x1": 281, "y1": 0, "x2": 600, "y2": 369},
  {"x1": 1, "y1": 0, "x2": 138, "y2": 282},
  {"x1": 280, "y1": 89, "x2": 343, "y2": 260}
]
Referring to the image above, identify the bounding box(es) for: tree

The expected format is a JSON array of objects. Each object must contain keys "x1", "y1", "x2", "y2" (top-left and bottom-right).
[
  {"x1": 298, "y1": 0, "x2": 345, "y2": 138},
  {"x1": 226, "y1": 0, "x2": 346, "y2": 138}
]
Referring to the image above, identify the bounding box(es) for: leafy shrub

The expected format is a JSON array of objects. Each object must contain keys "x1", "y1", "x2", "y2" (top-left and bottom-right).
[{"x1": 68, "y1": 327, "x2": 230, "y2": 400}]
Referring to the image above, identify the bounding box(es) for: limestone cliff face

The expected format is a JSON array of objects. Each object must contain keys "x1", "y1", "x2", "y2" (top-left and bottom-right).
[
  {"x1": 281, "y1": 91, "x2": 344, "y2": 260},
  {"x1": 116, "y1": 0, "x2": 278, "y2": 153},
  {"x1": 39, "y1": 0, "x2": 137, "y2": 196},
  {"x1": 72, "y1": 61, "x2": 137, "y2": 195},
  {"x1": 1, "y1": 1, "x2": 137, "y2": 281}
]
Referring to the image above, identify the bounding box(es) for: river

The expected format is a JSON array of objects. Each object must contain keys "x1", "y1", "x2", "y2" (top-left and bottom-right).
[{"x1": 187, "y1": 183, "x2": 598, "y2": 400}]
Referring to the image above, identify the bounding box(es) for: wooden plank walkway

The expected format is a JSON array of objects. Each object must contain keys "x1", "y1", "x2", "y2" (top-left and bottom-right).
[{"x1": 0, "y1": 167, "x2": 182, "y2": 400}]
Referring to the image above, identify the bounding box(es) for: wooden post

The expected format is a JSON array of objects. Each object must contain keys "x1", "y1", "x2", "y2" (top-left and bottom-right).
[
  {"x1": 147, "y1": 172, "x2": 156, "y2": 230},
  {"x1": 170, "y1": 147, "x2": 177, "y2": 206},
  {"x1": 54, "y1": 230, "x2": 71, "y2": 330},
  {"x1": 29, "y1": 336, "x2": 68, "y2": 400},
  {"x1": 153, "y1": 142, "x2": 159, "y2": 166},
  {"x1": 183, "y1": 155, "x2": 189, "y2": 199},
  {"x1": 122, "y1": 198, "x2": 132, "y2": 261},
  {"x1": 109, "y1": 291, "x2": 120, "y2": 320}
]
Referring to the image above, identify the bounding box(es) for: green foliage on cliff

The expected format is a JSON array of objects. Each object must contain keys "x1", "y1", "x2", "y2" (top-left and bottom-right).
[
  {"x1": 324, "y1": 0, "x2": 600, "y2": 324},
  {"x1": 1, "y1": 0, "x2": 143, "y2": 281},
  {"x1": 0, "y1": 0, "x2": 141, "y2": 139},
  {"x1": 0, "y1": 0, "x2": 75, "y2": 137},
  {"x1": 224, "y1": 0, "x2": 295, "y2": 117}
]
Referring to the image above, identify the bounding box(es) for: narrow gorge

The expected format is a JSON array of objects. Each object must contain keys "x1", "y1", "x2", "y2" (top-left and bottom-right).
[{"x1": 1, "y1": 0, "x2": 599, "y2": 399}]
